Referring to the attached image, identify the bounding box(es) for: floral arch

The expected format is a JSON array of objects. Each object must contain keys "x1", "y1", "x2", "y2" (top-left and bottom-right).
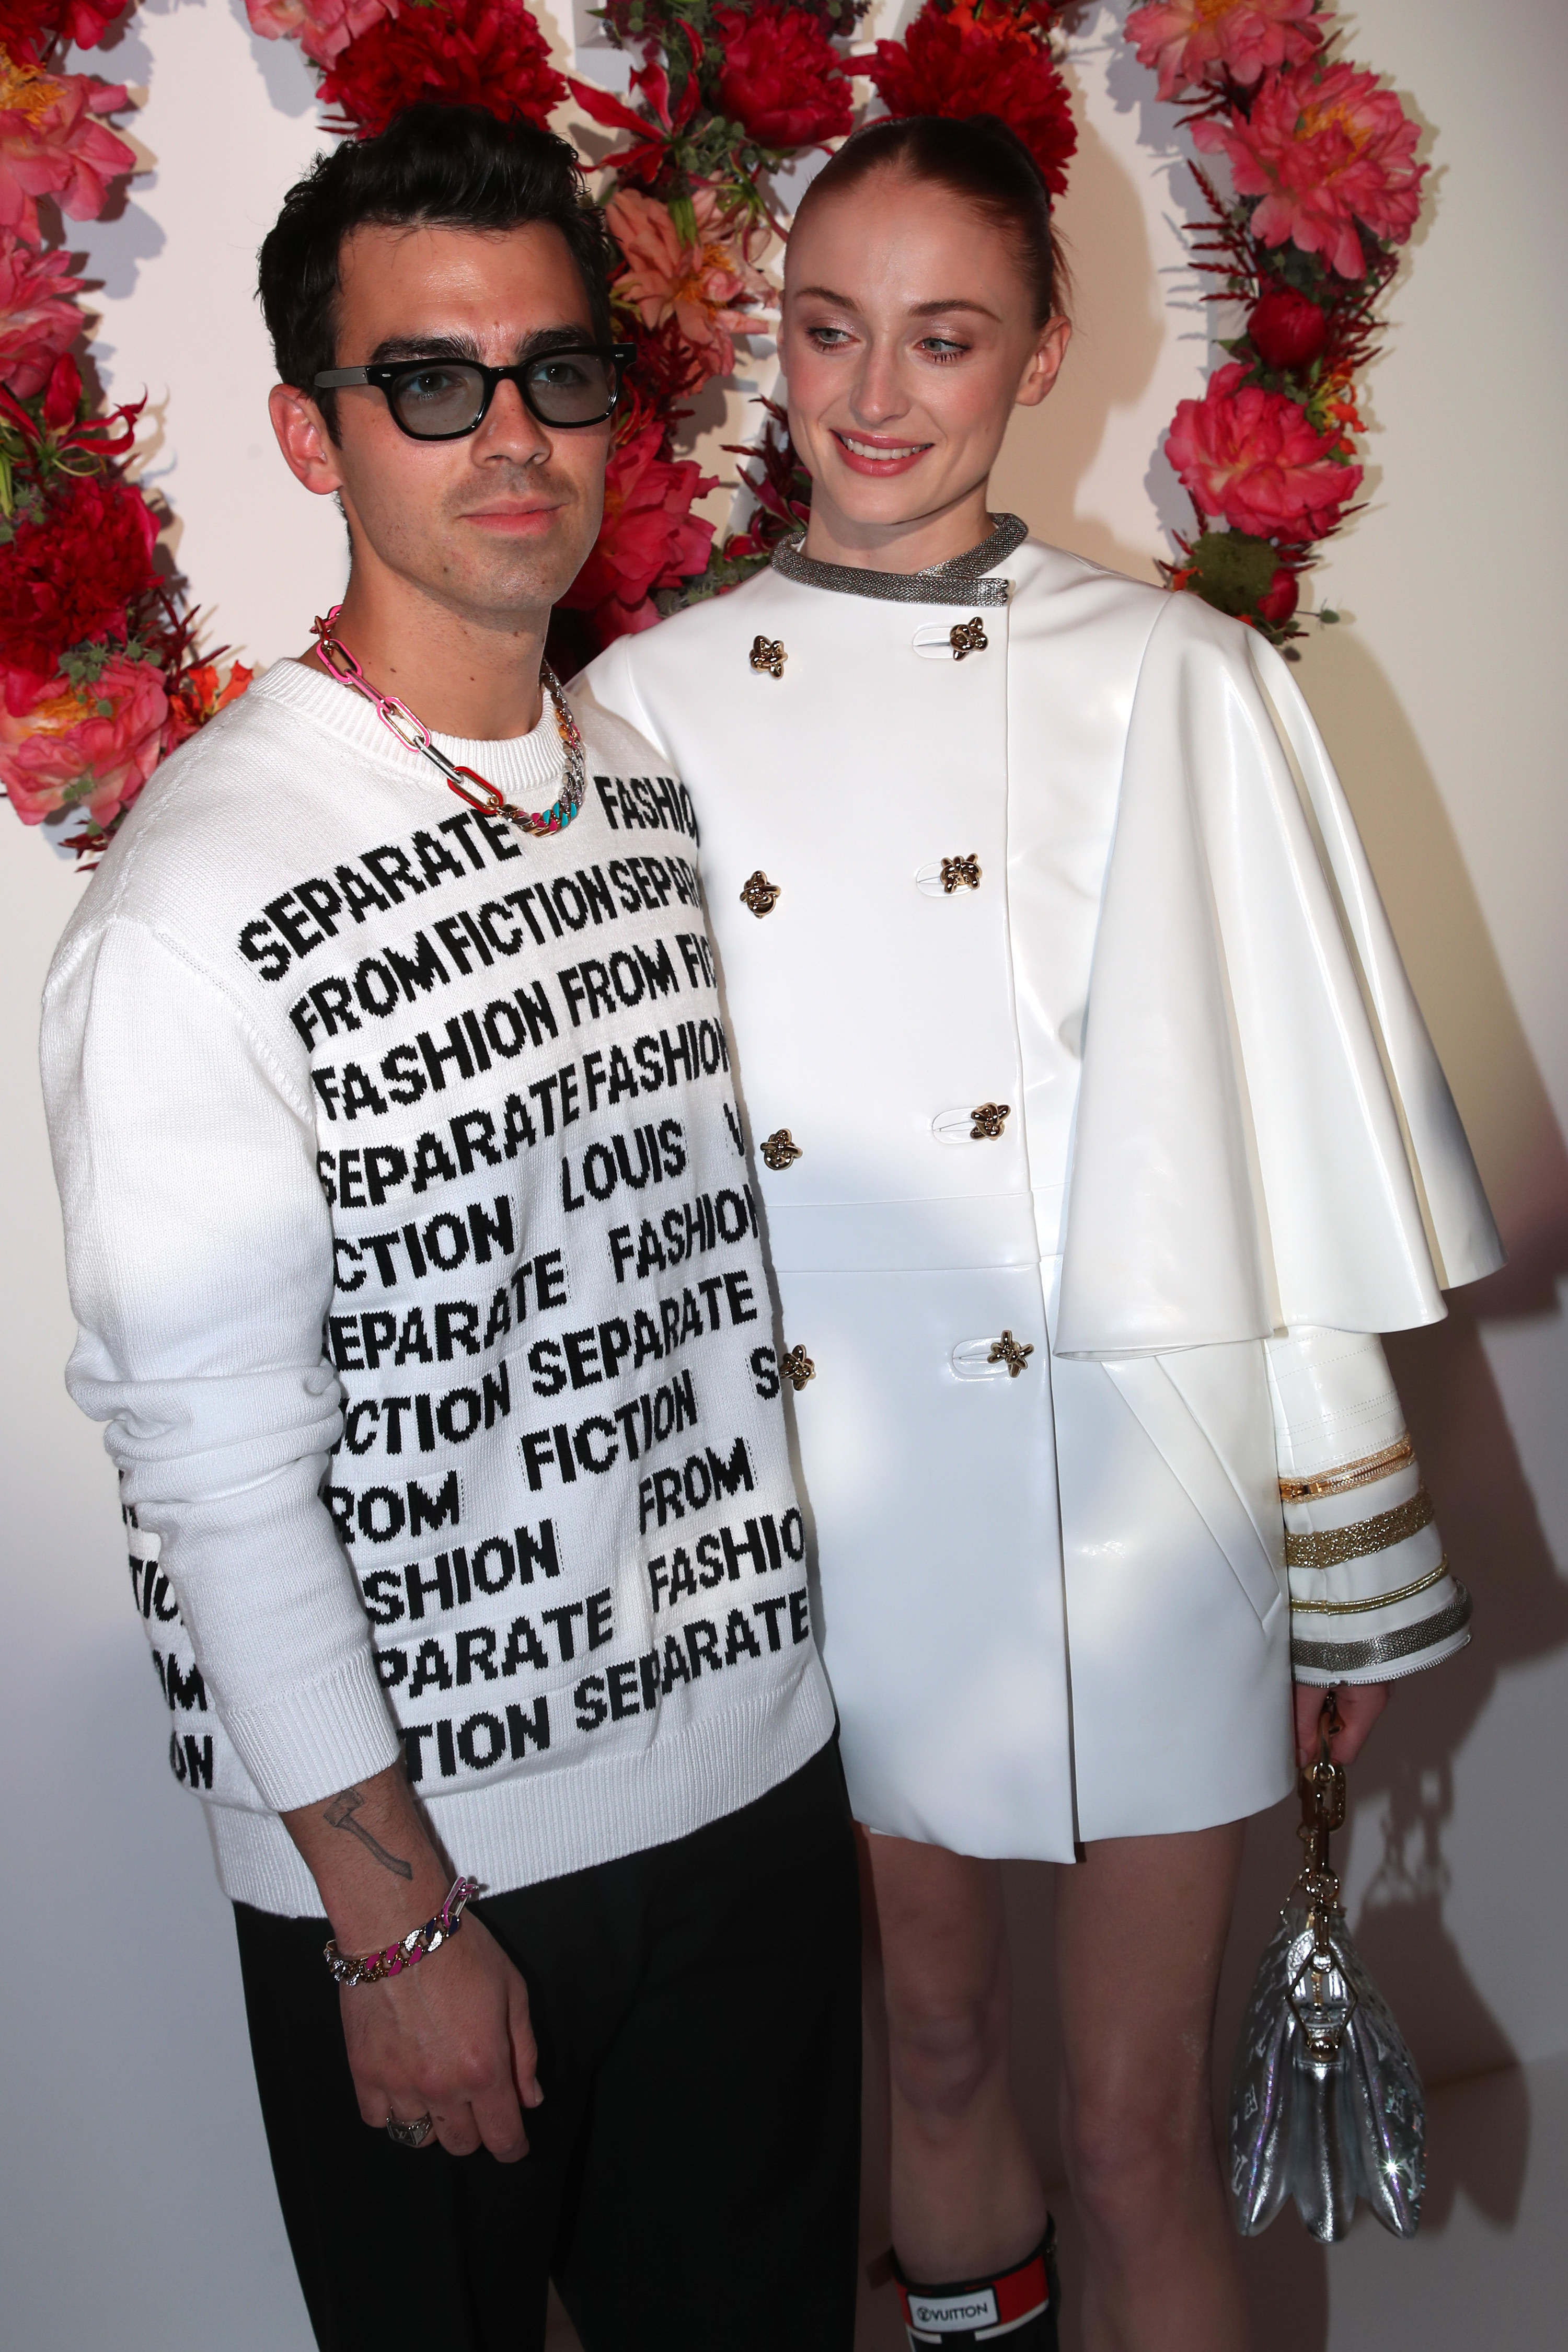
[{"x1": 0, "y1": 0, "x2": 1426, "y2": 860}]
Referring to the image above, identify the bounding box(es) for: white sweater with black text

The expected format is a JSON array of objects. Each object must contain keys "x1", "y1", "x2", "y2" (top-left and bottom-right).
[{"x1": 41, "y1": 659, "x2": 834, "y2": 1916}]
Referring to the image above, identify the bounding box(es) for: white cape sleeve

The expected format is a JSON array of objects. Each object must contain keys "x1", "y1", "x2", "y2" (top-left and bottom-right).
[{"x1": 1057, "y1": 594, "x2": 1502, "y2": 1358}]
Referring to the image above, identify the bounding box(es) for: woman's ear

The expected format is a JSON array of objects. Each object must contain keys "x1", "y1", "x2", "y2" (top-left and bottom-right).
[{"x1": 1016, "y1": 315, "x2": 1072, "y2": 411}]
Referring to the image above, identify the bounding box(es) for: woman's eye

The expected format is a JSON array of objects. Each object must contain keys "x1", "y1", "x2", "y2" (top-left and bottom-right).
[
  {"x1": 918, "y1": 337, "x2": 967, "y2": 361},
  {"x1": 805, "y1": 326, "x2": 852, "y2": 350}
]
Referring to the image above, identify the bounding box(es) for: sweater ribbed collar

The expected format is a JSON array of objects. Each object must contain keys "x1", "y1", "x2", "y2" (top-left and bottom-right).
[{"x1": 253, "y1": 656, "x2": 568, "y2": 798}]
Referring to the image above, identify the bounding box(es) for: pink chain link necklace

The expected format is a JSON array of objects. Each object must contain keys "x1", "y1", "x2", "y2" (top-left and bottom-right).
[{"x1": 310, "y1": 605, "x2": 585, "y2": 838}]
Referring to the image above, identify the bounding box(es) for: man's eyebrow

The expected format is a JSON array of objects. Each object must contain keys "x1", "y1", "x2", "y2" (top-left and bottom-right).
[
  {"x1": 367, "y1": 333, "x2": 481, "y2": 365},
  {"x1": 364, "y1": 325, "x2": 597, "y2": 366}
]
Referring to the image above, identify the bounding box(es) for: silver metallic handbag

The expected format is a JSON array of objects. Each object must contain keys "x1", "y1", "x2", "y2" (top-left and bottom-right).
[{"x1": 1227, "y1": 1699, "x2": 1425, "y2": 2243}]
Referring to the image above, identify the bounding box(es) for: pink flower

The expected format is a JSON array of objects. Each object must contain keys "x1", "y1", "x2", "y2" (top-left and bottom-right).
[
  {"x1": 606, "y1": 189, "x2": 772, "y2": 385},
  {"x1": 1165, "y1": 360, "x2": 1362, "y2": 541},
  {"x1": 244, "y1": 0, "x2": 395, "y2": 71},
  {"x1": 0, "y1": 57, "x2": 136, "y2": 241},
  {"x1": 1124, "y1": 0, "x2": 1320, "y2": 103},
  {"x1": 0, "y1": 230, "x2": 84, "y2": 399},
  {"x1": 1194, "y1": 59, "x2": 1426, "y2": 279},
  {"x1": 0, "y1": 652, "x2": 168, "y2": 830},
  {"x1": 562, "y1": 414, "x2": 715, "y2": 641}
]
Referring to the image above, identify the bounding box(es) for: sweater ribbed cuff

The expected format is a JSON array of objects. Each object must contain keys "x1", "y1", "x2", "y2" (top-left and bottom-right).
[{"x1": 223, "y1": 1647, "x2": 401, "y2": 1813}]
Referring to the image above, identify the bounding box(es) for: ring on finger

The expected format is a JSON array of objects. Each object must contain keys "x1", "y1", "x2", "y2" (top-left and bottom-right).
[{"x1": 386, "y1": 2112, "x2": 434, "y2": 2148}]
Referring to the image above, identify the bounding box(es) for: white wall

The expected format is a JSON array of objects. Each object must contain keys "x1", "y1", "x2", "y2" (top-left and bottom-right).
[{"x1": 2, "y1": 5, "x2": 1563, "y2": 2347}]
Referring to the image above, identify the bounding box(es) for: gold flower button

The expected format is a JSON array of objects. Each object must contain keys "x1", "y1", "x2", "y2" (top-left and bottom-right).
[
  {"x1": 987, "y1": 1331, "x2": 1034, "y2": 1378},
  {"x1": 740, "y1": 870, "x2": 781, "y2": 917},
  {"x1": 949, "y1": 616, "x2": 988, "y2": 660},
  {"x1": 970, "y1": 1102, "x2": 1011, "y2": 1140},
  {"x1": 941, "y1": 855, "x2": 982, "y2": 894},
  {"x1": 750, "y1": 635, "x2": 787, "y2": 679},
  {"x1": 762, "y1": 1128, "x2": 802, "y2": 1171},
  {"x1": 781, "y1": 1344, "x2": 816, "y2": 1392}
]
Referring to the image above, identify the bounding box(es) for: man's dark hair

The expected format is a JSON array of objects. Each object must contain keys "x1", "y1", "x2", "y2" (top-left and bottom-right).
[{"x1": 258, "y1": 105, "x2": 614, "y2": 435}]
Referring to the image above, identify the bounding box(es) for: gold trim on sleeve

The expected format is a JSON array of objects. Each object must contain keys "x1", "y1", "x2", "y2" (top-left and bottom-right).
[
  {"x1": 1290, "y1": 1558, "x2": 1449, "y2": 1617},
  {"x1": 1278, "y1": 1434, "x2": 1413, "y2": 1504},
  {"x1": 1284, "y1": 1486, "x2": 1435, "y2": 1570}
]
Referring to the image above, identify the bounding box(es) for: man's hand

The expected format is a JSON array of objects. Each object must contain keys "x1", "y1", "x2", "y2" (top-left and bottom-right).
[
  {"x1": 282, "y1": 1760, "x2": 542, "y2": 2159},
  {"x1": 1294, "y1": 1680, "x2": 1390, "y2": 1770},
  {"x1": 340, "y1": 1910, "x2": 542, "y2": 2160}
]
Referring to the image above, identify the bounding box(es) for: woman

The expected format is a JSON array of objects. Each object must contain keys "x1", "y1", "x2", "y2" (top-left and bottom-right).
[{"x1": 579, "y1": 116, "x2": 1500, "y2": 2351}]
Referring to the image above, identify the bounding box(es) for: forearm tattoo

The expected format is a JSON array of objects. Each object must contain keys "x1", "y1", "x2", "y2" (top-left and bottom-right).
[{"x1": 323, "y1": 1786, "x2": 413, "y2": 1880}]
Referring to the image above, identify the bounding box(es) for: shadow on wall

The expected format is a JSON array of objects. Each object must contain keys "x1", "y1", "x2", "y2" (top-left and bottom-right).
[
  {"x1": 988, "y1": 53, "x2": 1169, "y2": 584},
  {"x1": 855, "y1": 629, "x2": 1568, "y2": 2352}
]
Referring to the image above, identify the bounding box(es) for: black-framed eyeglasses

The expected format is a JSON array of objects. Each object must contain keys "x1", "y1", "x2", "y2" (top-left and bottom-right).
[{"x1": 313, "y1": 345, "x2": 637, "y2": 440}]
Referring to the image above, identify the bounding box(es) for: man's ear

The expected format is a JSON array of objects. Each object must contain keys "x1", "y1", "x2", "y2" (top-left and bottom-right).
[{"x1": 269, "y1": 383, "x2": 346, "y2": 497}]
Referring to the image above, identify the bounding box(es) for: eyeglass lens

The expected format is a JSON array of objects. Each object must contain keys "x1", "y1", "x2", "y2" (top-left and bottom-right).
[{"x1": 389, "y1": 353, "x2": 619, "y2": 437}]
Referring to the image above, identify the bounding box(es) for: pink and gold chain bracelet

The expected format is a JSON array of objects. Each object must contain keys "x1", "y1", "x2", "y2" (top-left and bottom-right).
[{"x1": 324, "y1": 1875, "x2": 481, "y2": 1989}]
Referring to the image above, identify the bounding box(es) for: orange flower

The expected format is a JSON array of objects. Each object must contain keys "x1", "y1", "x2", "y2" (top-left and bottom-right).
[
  {"x1": 606, "y1": 189, "x2": 773, "y2": 385},
  {"x1": 165, "y1": 658, "x2": 255, "y2": 751}
]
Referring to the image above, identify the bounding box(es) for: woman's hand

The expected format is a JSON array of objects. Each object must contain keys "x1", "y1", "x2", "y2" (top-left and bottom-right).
[{"x1": 1294, "y1": 1681, "x2": 1390, "y2": 1770}]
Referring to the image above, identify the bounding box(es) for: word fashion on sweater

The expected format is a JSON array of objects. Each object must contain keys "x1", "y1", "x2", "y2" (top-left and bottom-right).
[{"x1": 42, "y1": 661, "x2": 835, "y2": 1916}]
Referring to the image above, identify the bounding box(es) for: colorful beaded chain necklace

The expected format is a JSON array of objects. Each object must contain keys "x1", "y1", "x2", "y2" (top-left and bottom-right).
[{"x1": 311, "y1": 604, "x2": 585, "y2": 838}]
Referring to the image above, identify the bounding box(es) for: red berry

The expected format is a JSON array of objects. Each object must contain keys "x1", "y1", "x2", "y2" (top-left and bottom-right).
[
  {"x1": 1248, "y1": 289, "x2": 1329, "y2": 372},
  {"x1": 1257, "y1": 567, "x2": 1300, "y2": 626}
]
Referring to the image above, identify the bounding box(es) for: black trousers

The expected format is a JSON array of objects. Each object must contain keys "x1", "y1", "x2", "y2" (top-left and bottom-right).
[{"x1": 236, "y1": 1740, "x2": 862, "y2": 2352}]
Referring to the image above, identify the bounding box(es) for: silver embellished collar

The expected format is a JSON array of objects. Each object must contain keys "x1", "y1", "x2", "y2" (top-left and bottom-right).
[{"x1": 770, "y1": 512, "x2": 1026, "y2": 608}]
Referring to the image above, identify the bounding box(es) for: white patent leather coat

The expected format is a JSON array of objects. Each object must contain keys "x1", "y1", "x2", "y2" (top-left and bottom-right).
[{"x1": 579, "y1": 534, "x2": 1502, "y2": 1858}]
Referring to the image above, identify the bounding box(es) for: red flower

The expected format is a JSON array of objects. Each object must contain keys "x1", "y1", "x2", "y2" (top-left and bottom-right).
[
  {"x1": 0, "y1": 56, "x2": 136, "y2": 240},
  {"x1": 1165, "y1": 361, "x2": 1361, "y2": 543},
  {"x1": 562, "y1": 413, "x2": 715, "y2": 641},
  {"x1": 867, "y1": 2, "x2": 1077, "y2": 197},
  {"x1": 0, "y1": 0, "x2": 125, "y2": 65},
  {"x1": 0, "y1": 228, "x2": 84, "y2": 399},
  {"x1": 711, "y1": 4, "x2": 852, "y2": 151},
  {"x1": 319, "y1": 0, "x2": 569, "y2": 140},
  {"x1": 569, "y1": 54, "x2": 700, "y2": 190},
  {"x1": 0, "y1": 469, "x2": 158, "y2": 692},
  {"x1": 0, "y1": 651, "x2": 168, "y2": 831},
  {"x1": 1247, "y1": 286, "x2": 1327, "y2": 372},
  {"x1": 1194, "y1": 59, "x2": 1426, "y2": 280}
]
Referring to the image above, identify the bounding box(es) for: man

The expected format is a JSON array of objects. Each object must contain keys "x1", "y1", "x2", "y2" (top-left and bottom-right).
[{"x1": 41, "y1": 105, "x2": 858, "y2": 2352}]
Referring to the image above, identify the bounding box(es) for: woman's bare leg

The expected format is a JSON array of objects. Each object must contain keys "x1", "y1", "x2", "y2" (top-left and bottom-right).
[
  {"x1": 1054, "y1": 1823, "x2": 1250, "y2": 2352},
  {"x1": 863, "y1": 1829, "x2": 1049, "y2": 2281}
]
